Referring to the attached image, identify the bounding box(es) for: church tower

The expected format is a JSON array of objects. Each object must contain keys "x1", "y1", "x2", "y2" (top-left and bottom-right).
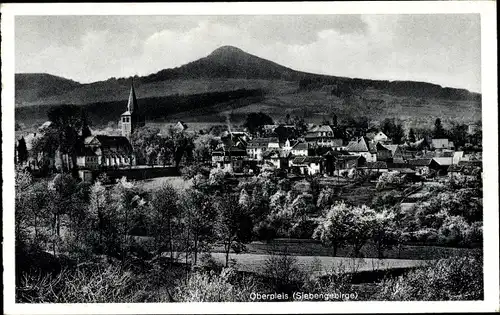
[{"x1": 121, "y1": 81, "x2": 143, "y2": 138}]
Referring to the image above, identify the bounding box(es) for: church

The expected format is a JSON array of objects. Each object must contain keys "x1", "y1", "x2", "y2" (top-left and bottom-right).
[{"x1": 76, "y1": 82, "x2": 143, "y2": 170}]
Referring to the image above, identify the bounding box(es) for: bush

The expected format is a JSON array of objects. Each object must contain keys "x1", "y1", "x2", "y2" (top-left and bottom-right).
[
  {"x1": 264, "y1": 249, "x2": 304, "y2": 294},
  {"x1": 198, "y1": 252, "x2": 224, "y2": 274},
  {"x1": 16, "y1": 264, "x2": 146, "y2": 303},
  {"x1": 437, "y1": 216, "x2": 470, "y2": 246},
  {"x1": 253, "y1": 221, "x2": 277, "y2": 242},
  {"x1": 374, "y1": 254, "x2": 483, "y2": 300},
  {"x1": 174, "y1": 269, "x2": 255, "y2": 302},
  {"x1": 289, "y1": 217, "x2": 318, "y2": 239}
]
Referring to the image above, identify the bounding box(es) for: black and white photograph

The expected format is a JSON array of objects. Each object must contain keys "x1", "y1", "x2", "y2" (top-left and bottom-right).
[{"x1": 2, "y1": 2, "x2": 498, "y2": 314}]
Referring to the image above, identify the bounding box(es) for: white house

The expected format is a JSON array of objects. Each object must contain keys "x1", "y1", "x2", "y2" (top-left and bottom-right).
[
  {"x1": 346, "y1": 137, "x2": 377, "y2": 162},
  {"x1": 290, "y1": 142, "x2": 309, "y2": 157}
]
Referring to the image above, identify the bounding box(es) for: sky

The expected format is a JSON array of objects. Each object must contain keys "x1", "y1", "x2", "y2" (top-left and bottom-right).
[{"x1": 15, "y1": 14, "x2": 481, "y2": 92}]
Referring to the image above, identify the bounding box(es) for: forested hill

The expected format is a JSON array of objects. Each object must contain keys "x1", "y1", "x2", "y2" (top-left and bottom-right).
[{"x1": 15, "y1": 45, "x2": 480, "y2": 107}]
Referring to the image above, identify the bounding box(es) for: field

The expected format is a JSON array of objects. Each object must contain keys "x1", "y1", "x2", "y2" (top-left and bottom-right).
[
  {"x1": 137, "y1": 176, "x2": 193, "y2": 191},
  {"x1": 210, "y1": 238, "x2": 476, "y2": 261},
  {"x1": 206, "y1": 252, "x2": 426, "y2": 276}
]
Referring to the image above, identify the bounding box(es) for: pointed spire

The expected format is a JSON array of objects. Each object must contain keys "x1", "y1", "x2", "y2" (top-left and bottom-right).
[{"x1": 127, "y1": 79, "x2": 138, "y2": 113}]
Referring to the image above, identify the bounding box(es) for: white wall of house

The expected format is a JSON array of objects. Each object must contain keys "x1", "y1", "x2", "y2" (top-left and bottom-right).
[
  {"x1": 307, "y1": 163, "x2": 321, "y2": 175},
  {"x1": 291, "y1": 149, "x2": 308, "y2": 156},
  {"x1": 349, "y1": 151, "x2": 376, "y2": 162},
  {"x1": 374, "y1": 132, "x2": 388, "y2": 143}
]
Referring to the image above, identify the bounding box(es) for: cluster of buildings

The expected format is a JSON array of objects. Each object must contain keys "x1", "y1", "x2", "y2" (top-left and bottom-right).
[
  {"x1": 17, "y1": 84, "x2": 143, "y2": 174},
  {"x1": 16, "y1": 81, "x2": 482, "y2": 182},
  {"x1": 211, "y1": 123, "x2": 482, "y2": 179}
]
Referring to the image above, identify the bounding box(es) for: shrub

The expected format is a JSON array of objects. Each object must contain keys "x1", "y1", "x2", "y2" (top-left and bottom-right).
[
  {"x1": 16, "y1": 264, "x2": 146, "y2": 303},
  {"x1": 374, "y1": 255, "x2": 483, "y2": 301},
  {"x1": 264, "y1": 249, "x2": 304, "y2": 294},
  {"x1": 437, "y1": 216, "x2": 470, "y2": 246},
  {"x1": 198, "y1": 252, "x2": 224, "y2": 274},
  {"x1": 174, "y1": 269, "x2": 255, "y2": 302},
  {"x1": 289, "y1": 217, "x2": 318, "y2": 239},
  {"x1": 253, "y1": 220, "x2": 277, "y2": 242}
]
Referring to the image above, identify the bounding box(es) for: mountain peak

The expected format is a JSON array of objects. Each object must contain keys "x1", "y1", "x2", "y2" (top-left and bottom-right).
[{"x1": 209, "y1": 45, "x2": 246, "y2": 56}]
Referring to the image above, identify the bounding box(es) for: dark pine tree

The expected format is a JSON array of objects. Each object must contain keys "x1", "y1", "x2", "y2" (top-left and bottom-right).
[
  {"x1": 433, "y1": 118, "x2": 446, "y2": 138},
  {"x1": 81, "y1": 111, "x2": 92, "y2": 138},
  {"x1": 408, "y1": 128, "x2": 416, "y2": 143},
  {"x1": 17, "y1": 137, "x2": 28, "y2": 164}
]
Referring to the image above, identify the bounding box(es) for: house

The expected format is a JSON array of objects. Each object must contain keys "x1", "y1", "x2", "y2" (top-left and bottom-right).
[
  {"x1": 262, "y1": 124, "x2": 278, "y2": 133},
  {"x1": 262, "y1": 150, "x2": 290, "y2": 170},
  {"x1": 38, "y1": 120, "x2": 53, "y2": 131},
  {"x1": 322, "y1": 150, "x2": 351, "y2": 175},
  {"x1": 346, "y1": 137, "x2": 376, "y2": 162},
  {"x1": 376, "y1": 143, "x2": 392, "y2": 161},
  {"x1": 290, "y1": 142, "x2": 309, "y2": 157},
  {"x1": 431, "y1": 138, "x2": 454, "y2": 150},
  {"x1": 78, "y1": 135, "x2": 135, "y2": 169},
  {"x1": 467, "y1": 123, "x2": 480, "y2": 135},
  {"x1": 366, "y1": 131, "x2": 389, "y2": 143},
  {"x1": 246, "y1": 137, "x2": 280, "y2": 160},
  {"x1": 221, "y1": 131, "x2": 248, "y2": 149},
  {"x1": 408, "y1": 158, "x2": 432, "y2": 176},
  {"x1": 429, "y1": 157, "x2": 454, "y2": 175},
  {"x1": 173, "y1": 121, "x2": 188, "y2": 133},
  {"x1": 361, "y1": 161, "x2": 388, "y2": 174},
  {"x1": 212, "y1": 146, "x2": 247, "y2": 172},
  {"x1": 335, "y1": 155, "x2": 365, "y2": 171},
  {"x1": 290, "y1": 156, "x2": 324, "y2": 175},
  {"x1": 452, "y1": 151, "x2": 464, "y2": 164},
  {"x1": 304, "y1": 125, "x2": 339, "y2": 147}
]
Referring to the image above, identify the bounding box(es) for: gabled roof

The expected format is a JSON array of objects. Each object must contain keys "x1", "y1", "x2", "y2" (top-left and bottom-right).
[
  {"x1": 39, "y1": 121, "x2": 53, "y2": 130},
  {"x1": 431, "y1": 157, "x2": 453, "y2": 166},
  {"x1": 408, "y1": 158, "x2": 432, "y2": 166},
  {"x1": 346, "y1": 137, "x2": 369, "y2": 152},
  {"x1": 305, "y1": 125, "x2": 334, "y2": 138},
  {"x1": 213, "y1": 146, "x2": 247, "y2": 156},
  {"x1": 379, "y1": 144, "x2": 400, "y2": 156},
  {"x1": 315, "y1": 125, "x2": 334, "y2": 133},
  {"x1": 247, "y1": 137, "x2": 279, "y2": 148},
  {"x1": 431, "y1": 138, "x2": 449, "y2": 148},
  {"x1": 365, "y1": 161, "x2": 388, "y2": 169},
  {"x1": 323, "y1": 150, "x2": 350, "y2": 156},
  {"x1": 92, "y1": 135, "x2": 133, "y2": 150},
  {"x1": 292, "y1": 156, "x2": 324, "y2": 164},
  {"x1": 447, "y1": 164, "x2": 463, "y2": 172},
  {"x1": 292, "y1": 142, "x2": 308, "y2": 150}
]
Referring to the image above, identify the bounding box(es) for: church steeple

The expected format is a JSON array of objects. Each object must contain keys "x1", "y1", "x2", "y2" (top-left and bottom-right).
[
  {"x1": 121, "y1": 79, "x2": 142, "y2": 139},
  {"x1": 127, "y1": 80, "x2": 138, "y2": 113}
]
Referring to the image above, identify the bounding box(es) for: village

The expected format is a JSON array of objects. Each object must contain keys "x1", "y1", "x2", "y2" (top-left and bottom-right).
[{"x1": 15, "y1": 82, "x2": 483, "y2": 186}]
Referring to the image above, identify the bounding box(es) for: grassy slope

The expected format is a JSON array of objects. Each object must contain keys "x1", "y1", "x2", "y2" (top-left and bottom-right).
[
  {"x1": 15, "y1": 79, "x2": 481, "y2": 132},
  {"x1": 16, "y1": 79, "x2": 296, "y2": 107}
]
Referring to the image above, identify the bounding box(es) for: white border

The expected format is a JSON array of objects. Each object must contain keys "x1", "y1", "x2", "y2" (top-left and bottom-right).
[{"x1": 2, "y1": 2, "x2": 498, "y2": 314}]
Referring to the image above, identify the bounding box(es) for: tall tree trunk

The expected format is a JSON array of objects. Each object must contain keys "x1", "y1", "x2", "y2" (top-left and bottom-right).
[
  {"x1": 193, "y1": 233, "x2": 198, "y2": 265},
  {"x1": 169, "y1": 218, "x2": 174, "y2": 264},
  {"x1": 333, "y1": 243, "x2": 338, "y2": 257},
  {"x1": 225, "y1": 238, "x2": 231, "y2": 267}
]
